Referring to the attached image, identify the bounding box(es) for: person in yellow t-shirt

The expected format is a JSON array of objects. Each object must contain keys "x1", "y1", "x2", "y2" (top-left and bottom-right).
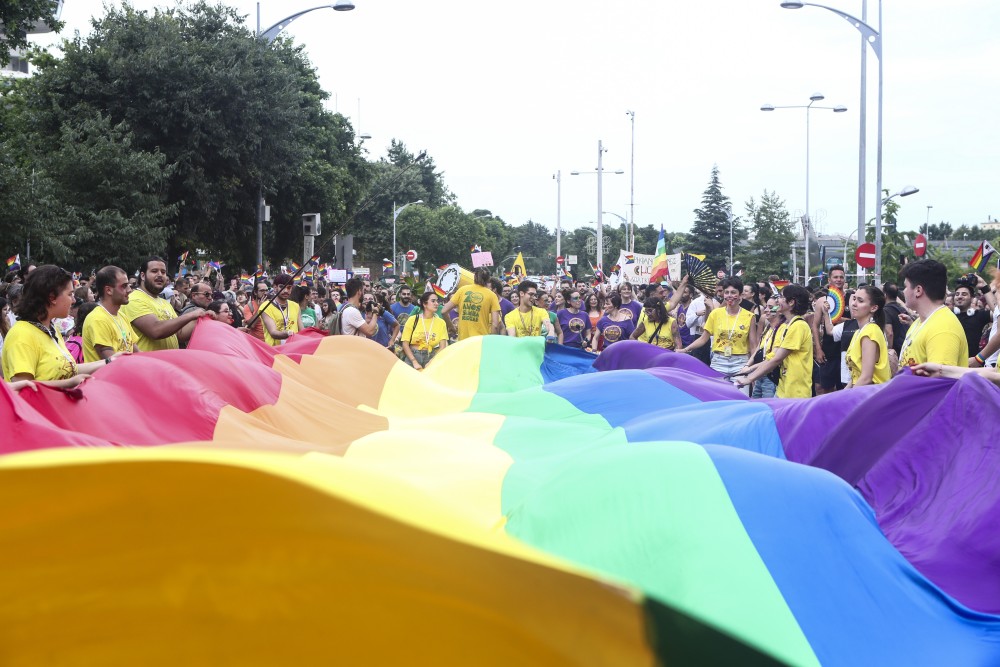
[
  {"x1": 679, "y1": 278, "x2": 758, "y2": 376},
  {"x1": 83, "y1": 266, "x2": 140, "y2": 363},
  {"x1": 3, "y1": 265, "x2": 123, "y2": 387},
  {"x1": 737, "y1": 284, "x2": 814, "y2": 398},
  {"x1": 846, "y1": 285, "x2": 891, "y2": 386},
  {"x1": 441, "y1": 267, "x2": 501, "y2": 340},
  {"x1": 400, "y1": 292, "x2": 449, "y2": 370},
  {"x1": 120, "y1": 257, "x2": 205, "y2": 352},
  {"x1": 259, "y1": 274, "x2": 302, "y2": 346},
  {"x1": 630, "y1": 296, "x2": 677, "y2": 350},
  {"x1": 504, "y1": 281, "x2": 555, "y2": 340},
  {"x1": 898, "y1": 259, "x2": 969, "y2": 369}
]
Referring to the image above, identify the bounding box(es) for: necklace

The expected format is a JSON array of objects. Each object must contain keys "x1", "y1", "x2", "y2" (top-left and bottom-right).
[{"x1": 517, "y1": 308, "x2": 534, "y2": 335}]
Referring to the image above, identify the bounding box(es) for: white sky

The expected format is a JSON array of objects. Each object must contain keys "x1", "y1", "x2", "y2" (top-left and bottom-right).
[{"x1": 38, "y1": 0, "x2": 1000, "y2": 246}]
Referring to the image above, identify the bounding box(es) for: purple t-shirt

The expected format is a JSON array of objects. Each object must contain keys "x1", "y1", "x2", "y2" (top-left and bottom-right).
[
  {"x1": 620, "y1": 299, "x2": 642, "y2": 322},
  {"x1": 499, "y1": 297, "x2": 515, "y2": 321},
  {"x1": 596, "y1": 316, "x2": 635, "y2": 349},
  {"x1": 557, "y1": 308, "x2": 592, "y2": 348}
]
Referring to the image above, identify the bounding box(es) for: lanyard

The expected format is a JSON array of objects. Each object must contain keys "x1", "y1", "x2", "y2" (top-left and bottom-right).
[
  {"x1": 420, "y1": 314, "x2": 434, "y2": 346},
  {"x1": 517, "y1": 308, "x2": 534, "y2": 335},
  {"x1": 99, "y1": 305, "x2": 131, "y2": 348}
]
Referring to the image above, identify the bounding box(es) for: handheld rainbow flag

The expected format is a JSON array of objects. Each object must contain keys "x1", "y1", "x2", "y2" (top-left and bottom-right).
[
  {"x1": 6, "y1": 254, "x2": 20, "y2": 270},
  {"x1": 178, "y1": 250, "x2": 189, "y2": 264},
  {"x1": 240, "y1": 272, "x2": 252, "y2": 286},
  {"x1": 308, "y1": 255, "x2": 320, "y2": 266},
  {"x1": 649, "y1": 225, "x2": 669, "y2": 283},
  {"x1": 383, "y1": 259, "x2": 394, "y2": 271},
  {"x1": 207, "y1": 261, "x2": 223, "y2": 271},
  {"x1": 969, "y1": 241, "x2": 996, "y2": 272},
  {"x1": 470, "y1": 244, "x2": 482, "y2": 253},
  {"x1": 289, "y1": 262, "x2": 302, "y2": 272}
]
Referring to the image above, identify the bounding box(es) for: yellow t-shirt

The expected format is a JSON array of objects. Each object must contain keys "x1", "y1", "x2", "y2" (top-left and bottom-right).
[
  {"x1": 775, "y1": 317, "x2": 813, "y2": 399},
  {"x1": 262, "y1": 300, "x2": 301, "y2": 347},
  {"x1": 119, "y1": 288, "x2": 180, "y2": 352},
  {"x1": 846, "y1": 321, "x2": 890, "y2": 385},
  {"x1": 504, "y1": 306, "x2": 549, "y2": 337},
  {"x1": 450, "y1": 284, "x2": 500, "y2": 340},
  {"x1": 899, "y1": 306, "x2": 969, "y2": 369},
  {"x1": 2, "y1": 321, "x2": 77, "y2": 382},
  {"x1": 704, "y1": 307, "x2": 754, "y2": 355},
  {"x1": 401, "y1": 314, "x2": 449, "y2": 352},
  {"x1": 83, "y1": 305, "x2": 138, "y2": 363},
  {"x1": 637, "y1": 316, "x2": 675, "y2": 349},
  {"x1": 760, "y1": 325, "x2": 779, "y2": 361}
]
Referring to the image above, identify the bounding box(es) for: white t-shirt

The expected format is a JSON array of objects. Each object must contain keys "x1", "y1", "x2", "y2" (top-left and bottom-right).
[
  {"x1": 987, "y1": 303, "x2": 999, "y2": 366},
  {"x1": 339, "y1": 304, "x2": 366, "y2": 336},
  {"x1": 686, "y1": 296, "x2": 706, "y2": 336}
]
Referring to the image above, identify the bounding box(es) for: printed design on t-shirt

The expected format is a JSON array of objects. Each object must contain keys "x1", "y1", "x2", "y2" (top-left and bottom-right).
[
  {"x1": 567, "y1": 317, "x2": 586, "y2": 333},
  {"x1": 620, "y1": 309, "x2": 635, "y2": 320},
  {"x1": 603, "y1": 325, "x2": 624, "y2": 342},
  {"x1": 461, "y1": 290, "x2": 484, "y2": 322}
]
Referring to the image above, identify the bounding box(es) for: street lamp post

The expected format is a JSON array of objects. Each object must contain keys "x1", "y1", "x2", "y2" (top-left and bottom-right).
[
  {"x1": 602, "y1": 211, "x2": 628, "y2": 256},
  {"x1": 553, "y1": 170, "x2": 562, "y2": 267},
  {"x1": 254, "y1": 1, "x2": 356, "y2": 266},
  {"x1": 571, "y1": 140, "x2": 624, "y2": 276},
  {"x1": 626, "y1": 110, "x2": 636, "y2": 252},
  {"x1": 761, "y1": 94, "x2": 847, "y2": 285},
  {"x1": 878, "y1": 185, "x2": 919, "y2": 282},
  {"x1": 781, "y1": 0, "x2": 883, "y2": 283},
  {"x1": 925, "y1": 205, "x2": 933, "y2": 238},
  {"x1": 393, "y1": 199, "x2": 423, "y2": 275}
]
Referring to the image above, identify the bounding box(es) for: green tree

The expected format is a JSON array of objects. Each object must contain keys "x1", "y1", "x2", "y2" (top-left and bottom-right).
[
  {"x1": 741, "y1": 191, "x2": 794, "y2": 280},
  {"x1": 0, "y1": 1, "x2": 63, "y2": 66},
  {"x1": 689, "y1": 165, "x2": 745, "y2": 272},
  {"x1": 511, "y1": 220, "x2": 554, "y2": 260},
  {"x1": 28, "y1": 1, "x2": 367, "y2": 270},
  {"x1": 397, "y1": 206, "x2": 487, "y2": 270}
]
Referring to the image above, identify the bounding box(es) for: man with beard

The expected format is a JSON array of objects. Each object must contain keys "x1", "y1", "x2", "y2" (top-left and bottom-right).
[
  {"x1": 260, "y1": 274, "x2": 303, "y2": 345},
  {"x1": 952, "y1": 276, "x2": 992, "y2": 358},
  {"x1": 120, "y1": 257, "x2": 206, "y2": 351},
  {"x1": 82, "y1": 265, "x2": 140, "y2": 362},
  {"x1": 391, "y1": 286, "x2": 417, "y2": 330}
]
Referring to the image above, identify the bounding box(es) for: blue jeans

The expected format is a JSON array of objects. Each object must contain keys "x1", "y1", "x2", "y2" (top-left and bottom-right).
[{"x1": 752, "y1": 376, "x2": 777, "y2": 399}]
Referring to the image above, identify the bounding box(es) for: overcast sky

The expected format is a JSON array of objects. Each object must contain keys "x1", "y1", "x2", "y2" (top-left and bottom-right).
[{"x1": 40, "y1": 1, "x2": 1000, "y2": 247}]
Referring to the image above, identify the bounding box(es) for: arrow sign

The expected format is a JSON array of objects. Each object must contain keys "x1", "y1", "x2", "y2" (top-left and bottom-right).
[
  {"x1": 855, "y1": 243, "x2": 877, "y2": 269},
  {"x1": 914, "y1": 233, "x2": 927, "y2": 257}
]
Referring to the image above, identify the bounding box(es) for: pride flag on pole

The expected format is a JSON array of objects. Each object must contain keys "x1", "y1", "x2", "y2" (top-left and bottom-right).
[
  {"x1": 5, "y1": 254, "x2": 20, "y2": 271},
  {"x1": 969, "y1": 241, "x2": 996, "y2": 272},
  {"x1": 649, "y1": 225, "x2": 669, "y2": 283}
]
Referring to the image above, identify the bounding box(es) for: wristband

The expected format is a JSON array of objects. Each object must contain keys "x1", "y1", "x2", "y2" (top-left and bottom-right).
[
  {"x1": 980, "y1": 286, "x2": 990, "y2": 295},
  {"x1": 975, "y1": 353, "x2": 986, "y2": 365}
]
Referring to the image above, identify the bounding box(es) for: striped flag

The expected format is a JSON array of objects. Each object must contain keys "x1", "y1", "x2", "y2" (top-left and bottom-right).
[
  {"x1": 649, "y1": 225, "x2": 669, "y2": 283},
  {"x1": 969, "y1": 241, "x2": 996, "y2": 272},
  {"x1": 6, "y1": 254, "x2": 20, "y2": 270},
  {"x1": 290, "y1": 261, "x2": 302, "y2": 272},
  {"x1": 178, "y1": 250, "x2": 189, "y2": 264},
  {"x1": 431, "y1": 283, "x2": 448, "y2": 298}
]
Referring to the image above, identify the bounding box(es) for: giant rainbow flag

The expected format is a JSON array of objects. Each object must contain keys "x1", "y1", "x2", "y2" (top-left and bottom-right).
[{"x1": 1, "y1": 321, "x2": 998, "y2": 665}]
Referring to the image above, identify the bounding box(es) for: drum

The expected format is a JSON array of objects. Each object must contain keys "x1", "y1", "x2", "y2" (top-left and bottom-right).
[{"x1": 436, "y1": 264, "x2": 474, "y2": 297}]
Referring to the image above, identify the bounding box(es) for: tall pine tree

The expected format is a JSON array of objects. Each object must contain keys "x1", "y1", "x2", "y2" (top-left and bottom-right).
[
  {"x1": 742, "y1": 190, "x2": 794, "y2": 280},
  {"x1": 689, "y1": 165, "x2": 745, "y2": 273}
]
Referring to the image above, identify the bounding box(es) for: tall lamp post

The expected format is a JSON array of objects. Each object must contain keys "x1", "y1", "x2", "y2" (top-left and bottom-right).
[
  {"x1": 571, "y1": 140, "x2": 624, "y2": 275},
  {"x1": 878, "y1": 185, "x2": 919, "y2": 282},
  {"x1": 602, "y1": 211, "x2": 628, "y2": 254},
  {"x1": 255, "y1": 1, "x2": 356, "y2": 265},
  {"x1": 626, "y1": 110, "x2": 636, "y2": 252},
  {"x1": 925, "y1": 204, "x2": 933, "y2": 238},
  {"x1": 780, "y1": 0, "x2": 883, "y2": 283},
  {"x1": 761, "y1": 93, "x2": 847, "y2": 285},
  {"x1": 553, "y1": 170, "x2": 562, "y2": 267},
  {"x1": 393, "y1": 199, "x2": 423, "y2": 274}
]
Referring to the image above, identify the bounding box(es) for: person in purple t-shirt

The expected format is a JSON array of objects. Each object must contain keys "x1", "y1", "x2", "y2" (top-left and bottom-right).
[
  {"x1": 556, "y1": 289, "x2": 592, "y2": 349},
  {"x1": 617, "y1": 282, "x2": 643, "y2": 322},
  {"x1": 596, "y1": 293, "x2": 636, "y2": 351},
  {"x1": 491, "y1": 278, "x2": 515, "y2": 331}
]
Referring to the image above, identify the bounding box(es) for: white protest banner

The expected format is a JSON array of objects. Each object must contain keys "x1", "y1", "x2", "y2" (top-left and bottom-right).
[
  {"x1": 471, "y1": 251, "x2": 494, "y2": 268},
  {"x1": 613, "y1": 250, "x2": 681, "y2": 284}
]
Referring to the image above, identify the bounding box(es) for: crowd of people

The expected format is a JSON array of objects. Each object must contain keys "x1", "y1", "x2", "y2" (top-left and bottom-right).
[{"x1": 2, "y1": 257, "x2": 998, "y2": 398}]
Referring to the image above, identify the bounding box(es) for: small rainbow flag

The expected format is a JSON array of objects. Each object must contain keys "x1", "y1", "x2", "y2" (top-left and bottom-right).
[
  {"x1": 471, "y1": 244, "x2": 482, "y2": 253},
  {"x1": 383, "y1": 258, "x2": 394, "y2": 270},
  {"x1": 208, "y1": 261, "x2": 222, "y2": 271},
  {"x1": 178, "y1": 250, "x2": 189, "y2": 264},
  {"x1": 431, "y1": 283, "x2": 447, "y2": 298},
  {"x1": 290, "y1": 262, "x2": 302, "y2": 272},
  {"x1": 969, "y1": 241, "x2": 996, "y2": 273},
  {"x1": 308, "y1": 255, "x2": 321, "y2": 266},
  {"x1": 6, "y1": 254, "x2": 20, "y2": 270},
  {"x1": 624, "y1": 254, "x2": 635, "y2": 264}
]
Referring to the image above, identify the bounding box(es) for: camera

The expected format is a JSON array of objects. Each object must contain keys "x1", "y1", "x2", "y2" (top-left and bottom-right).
[{"x1": 956, "y1": 273, "x2": 978, "y2": 290}]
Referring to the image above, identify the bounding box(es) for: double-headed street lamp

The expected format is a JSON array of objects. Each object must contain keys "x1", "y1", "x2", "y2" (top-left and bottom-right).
[
  {"x1": 780, "y1": 0, "x2": 883, "y2": 283},
  {"x1": 761, "y1": 93, "x2": 847, "y2": 285},
  {"x1": 254, "y1": 1, "x2": 356, "y2": 265},
  {"x1": 572, "y1": 140, "x2": 624, "y2": 275}
]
